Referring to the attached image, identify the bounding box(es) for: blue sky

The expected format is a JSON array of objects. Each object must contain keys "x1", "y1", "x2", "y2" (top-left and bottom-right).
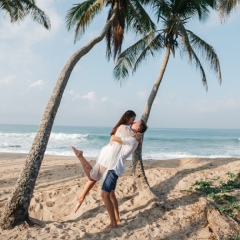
[{"x1": 0, "y1": 0, "x2": 240, "y2": 129}]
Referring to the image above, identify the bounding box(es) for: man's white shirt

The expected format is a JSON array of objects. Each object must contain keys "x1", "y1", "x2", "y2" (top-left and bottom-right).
[{"x1": 111, "y1": 136, "x2": 138, "y2": 177}]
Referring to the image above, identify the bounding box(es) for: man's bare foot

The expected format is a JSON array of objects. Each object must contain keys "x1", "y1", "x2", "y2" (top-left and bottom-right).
[
  {"x1": 75, "y1": 198, "x2": 84, "y2": 213},
  {"x1": 102, "y1": 223, "x2": 117, "y2": 231},
  {"x1": 71, "y1": 146, "x2": 83, "y2": 158}
]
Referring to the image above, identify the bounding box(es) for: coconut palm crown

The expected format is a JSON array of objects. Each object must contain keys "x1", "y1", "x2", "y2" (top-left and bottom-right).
[
  {"x1": 0, "y1": 0, "x2": 50, "y2": 29},
  {"x1": 66, "y1": 0, "x2": 156, "y2": 60},
  {"x1": 114, "y1": 0, "x2": 222, "y2": 91}
]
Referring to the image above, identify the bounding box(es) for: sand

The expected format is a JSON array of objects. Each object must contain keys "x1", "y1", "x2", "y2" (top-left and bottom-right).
[{"x1": 0, "y1": 152, "x2": 239, "y2": 239}]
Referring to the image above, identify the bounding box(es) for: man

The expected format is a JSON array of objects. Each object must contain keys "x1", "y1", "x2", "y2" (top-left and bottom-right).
[{"x1": 101, "y1": 120, "x2": 148, "y2": 230}]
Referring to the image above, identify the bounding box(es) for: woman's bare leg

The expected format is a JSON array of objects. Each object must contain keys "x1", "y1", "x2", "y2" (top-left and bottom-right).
[
  {"x1": 75, "y1": 180, "x2": 96, "y2": 213},
  {"x1": 71, "y1": 146, "x2": 97, "y2": 212},
  {"x1": 71, "y1": 146, "x2": 94, "y2": 180}
]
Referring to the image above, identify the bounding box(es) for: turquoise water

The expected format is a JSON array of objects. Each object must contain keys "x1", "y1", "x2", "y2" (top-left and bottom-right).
[{"x1": 0, "y1": 124, "x2": 239, "y2": 160}]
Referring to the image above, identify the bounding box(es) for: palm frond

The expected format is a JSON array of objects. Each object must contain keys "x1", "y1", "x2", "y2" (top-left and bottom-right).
[
  {"x1": 113, "y1": 31, "x2": 164, "y2": 80},
  {"x1": 174, "y1": 0, "x2": 212, "y2": 21},
  {"x1": 0, "y1": 0, "x2": 21, "y2": 20},
  {"x1": 217, "y1": 0, "x2": 239, "y2": 20},
  {"x1": 0, "y1": 0, "x2": 50, "y2": 28},
  {"x1": 66, "y1": 0, "x2": 105, "y2": 42},
  {"x1": 182, "y1": 43, "x2": 208, "y2": 90},
  {"x1": 106, "y1": 5, "x2": 114, "y2": 60},
  {"x1": 178, "y1": 21, "x2": 192, "y2": 61},
  {"x1": 105, "y1": 0, "x2": 127, "y2": 60},
  {"x1": 133, "y1": 32, "x2": 165, "y2": 73},
  {"x1": 23, "y1": 1, "x2": 51, "y2": 29},
  {"x1": 125, "y1": 0, "x2": 156, "y2": 35},
  {"x1": 188, "y1": 0, "x2": 211, "y2": 21},
  {"x1": 187, "y1": 30, "x2": 222, "y2": 84},
  {"x1": 151, "y1": 0, "x2": 171, "y2": 22}
]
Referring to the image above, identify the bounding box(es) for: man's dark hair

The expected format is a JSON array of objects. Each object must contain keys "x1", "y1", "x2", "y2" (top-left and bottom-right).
[{"x1": 139, "y1": 120, "x2": 148, "y2": 133}]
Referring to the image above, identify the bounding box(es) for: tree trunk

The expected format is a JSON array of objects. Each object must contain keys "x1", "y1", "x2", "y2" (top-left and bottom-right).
[
  {"x1": 200, "y1": 198, "x2": 240, "y2": 240},
  {"x1": 1, "y1": 5, "x2": 118, "y2": 230},
  {"x1": 132, "y1": 46, "x2": 171, "y2": 199}
]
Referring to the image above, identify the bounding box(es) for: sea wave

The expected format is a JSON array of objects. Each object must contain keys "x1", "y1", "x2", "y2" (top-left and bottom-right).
[
  {"x1": 0, "y1": 132, "x2": 35, "y2": 138},
  {"x1": 50, "y1": 132, "x2": 89, "y2": 141},
  {"x1": 1, "y1": 126, "x2": 240, "y2": 160}
]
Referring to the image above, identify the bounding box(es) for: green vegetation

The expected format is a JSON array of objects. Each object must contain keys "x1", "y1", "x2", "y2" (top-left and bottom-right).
[
  {"x1": 192, "y1": 172, "x2": 240, "y2": 222},
  {"x1": 227, "y1": 231, "x2": 240, "y2": 240}
]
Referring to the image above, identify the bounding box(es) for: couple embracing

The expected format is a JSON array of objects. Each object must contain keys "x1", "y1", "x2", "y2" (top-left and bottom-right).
[{"x1": 71, "y1": 110, "x2": 148, "y2": 230}]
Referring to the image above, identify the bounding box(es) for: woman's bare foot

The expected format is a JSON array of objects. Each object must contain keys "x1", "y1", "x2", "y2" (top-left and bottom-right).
[
  {"x1": 75, "y1": 198, "x2": 84, "y2": 213},
  {"x1": 71, "y1": 146, "x2": 83, "y2": 158}
]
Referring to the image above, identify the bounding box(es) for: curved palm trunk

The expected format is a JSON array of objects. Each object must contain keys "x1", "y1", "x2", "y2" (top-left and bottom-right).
[
  {"x1": 1, "y1": 5, "x2": 118, "y2": 230},
  {"x1": 132, "y1": 46, "x2": 171, "y2": 199}
]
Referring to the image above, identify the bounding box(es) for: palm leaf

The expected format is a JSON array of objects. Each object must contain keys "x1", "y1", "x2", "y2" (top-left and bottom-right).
[
  {"x1": 113, "y1": 31, "x2": 164, "y2": 81},
  {"x1": 66, "y1": 0, "x2": 105, "y2": 42},
  {"x1": 125, "y1": 0, "x2": 156, "y2": 35},
  {"x1": 178, "y1": 21, "x2": 193, "y2": 61},
  {"x1": 183, "y1": 0, "x2": 211, "y2": 21},
  {"x1": 0, "y1": 0, "x2": 50, "y2": 28},
  {"x1": 133, "y1": 32, "x2": 165, "y2": 73},
  {"x1": 23, "y1": 1, "x2": 51, "y2": 29},
  {"x1": 187, "y1": 30, "x2": 222, "y2": 84},
  {"x1": 150, "y1": 0, "x2": 171, "y2": 22},
  {"x1": 217, "y1": 0, "x2": 239, "y2": 19},
  {"x1": 182, "y1": 43, "x2": 208, "y2": 90}
]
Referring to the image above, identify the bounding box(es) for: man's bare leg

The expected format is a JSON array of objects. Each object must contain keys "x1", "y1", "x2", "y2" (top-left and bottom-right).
[
  {"x1": 71, "y1": 146, "x2": 93, "y2": 180},
  {"x1": 101, "y1": 190, "x2": 117, "y2": 230},
  {"x1": 110, "y1": 191, "x2": 120, "y2": 224},
  {"x1": 75, "y1": 180, "x2": 96, "y2": 213}
]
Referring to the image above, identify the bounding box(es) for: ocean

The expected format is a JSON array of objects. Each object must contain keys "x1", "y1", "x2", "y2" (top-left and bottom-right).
[{"x1": 0, "y1": 124, "x2": 240, "y2": 160}]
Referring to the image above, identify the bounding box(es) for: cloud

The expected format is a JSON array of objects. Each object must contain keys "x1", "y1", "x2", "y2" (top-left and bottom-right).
[
  {"x1": 100, "y1": 97, "x2": 109, "y2": 102},
  {"x1": 82, "y1": 91, "x2": 95, "y2": 100},
  {"x1": 67, "y1": 90, "x2": 109, "y2": 105},
  {"x1": 29, "y1": 80, "x2": 45, "y2": 89},
  {"x1": 67, "y1": 90, "x2": 96, "y2": 101},
  {"x1": 0, "y1": 75, "x2": 17, "y2": 86}
]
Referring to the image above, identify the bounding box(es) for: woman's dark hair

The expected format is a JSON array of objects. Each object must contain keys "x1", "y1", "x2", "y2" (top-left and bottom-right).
[{"x1": 110, "y1": 110, "x2": 136, "y2": 135}]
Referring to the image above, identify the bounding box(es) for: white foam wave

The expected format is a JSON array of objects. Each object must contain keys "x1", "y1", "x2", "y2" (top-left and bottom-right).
[
  {"x1": 49, "y1": 132, "x2": 88, "y2": 141},
  {"x1": 0, "y1": 132, "x2": 35, "y2": 138}
]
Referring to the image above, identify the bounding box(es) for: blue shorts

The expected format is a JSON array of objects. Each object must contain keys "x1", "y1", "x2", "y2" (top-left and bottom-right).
[{"x1": 102, "y1": 170, "x2": 118, "y2": 193}]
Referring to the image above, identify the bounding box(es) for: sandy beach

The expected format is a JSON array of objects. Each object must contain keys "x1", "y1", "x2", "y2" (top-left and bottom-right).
[{"x1": 0, "y1": 153, "x2": 239, "y2": 239}]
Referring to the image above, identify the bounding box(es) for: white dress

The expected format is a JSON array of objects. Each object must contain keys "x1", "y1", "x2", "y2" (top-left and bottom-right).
[{"x1": 90, "y1": 124, "x2": 134, "y2": 184}]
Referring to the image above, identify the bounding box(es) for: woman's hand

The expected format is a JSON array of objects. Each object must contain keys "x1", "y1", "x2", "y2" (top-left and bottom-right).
[
  {"x1": 110, "y1": 135, "x2": 122, "y2": 144},
  {"x1": 110, "y1": 135, "x2": 115, "y2": 145}
]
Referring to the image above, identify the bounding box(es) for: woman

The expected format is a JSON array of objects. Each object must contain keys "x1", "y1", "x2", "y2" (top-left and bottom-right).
[{"x1": 71, "y1": 110, "x2": 136, "y2": 212}]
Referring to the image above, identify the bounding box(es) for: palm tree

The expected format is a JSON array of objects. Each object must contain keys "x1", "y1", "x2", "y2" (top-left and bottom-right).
[
  {"x1": 0, "y1": 0, "x2": 50, "y2": 28},
  {"x1": 217, "y1": 0, "x2": 240, "y2": 19},
  {"x1": 114, "y1": 0, "x2": 222, "y2": 200},
  {"x1": 1, "y1": 0, "x2": 155, "y2": 229}
]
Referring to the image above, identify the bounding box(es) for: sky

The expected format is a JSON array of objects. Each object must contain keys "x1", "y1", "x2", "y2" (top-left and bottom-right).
[{"x1": 0, "y1": 0, "x2": 240, "y2": 129}]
